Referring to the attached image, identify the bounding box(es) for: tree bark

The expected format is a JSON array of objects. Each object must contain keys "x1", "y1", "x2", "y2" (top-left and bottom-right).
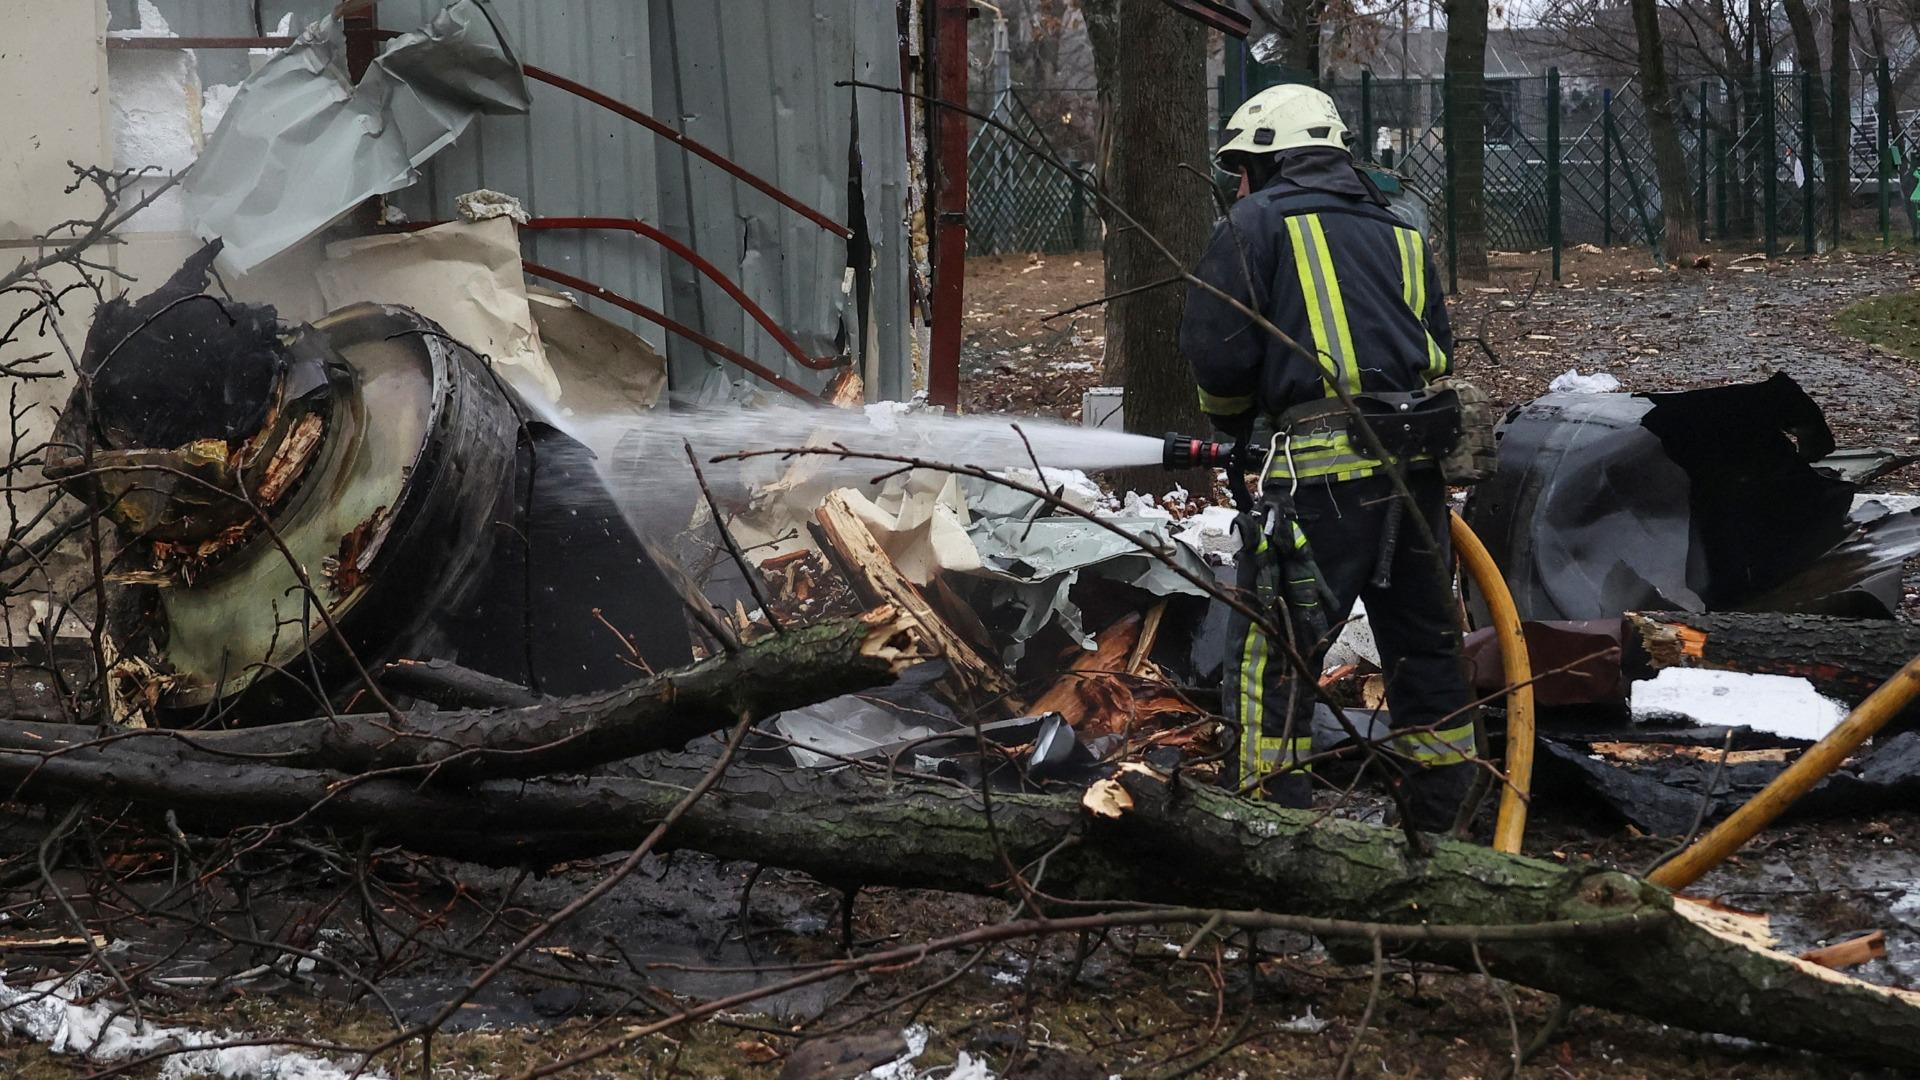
[
  {"x1": 1444, "y1": 0, "x2": 1490, "y2": 280},
  {"x1": 1782, "y1": 0, "x2": 1843, "y2": 242},
  {"x1": 1630, "y1": 0, "x2": 1700, "y2": 255},
  {"x1": 3, "y1": 748, "x2": 1919, "y2": 1065},
  {"x1": 1627, "y1": 610, "x2": 1920, "y2": 711},
  {"x1": 1086, "y1": 0, "x2": 1211, "y2": 495},
  {"x1": 0, "y1": 613, "x2": 917, "y2": 784}
]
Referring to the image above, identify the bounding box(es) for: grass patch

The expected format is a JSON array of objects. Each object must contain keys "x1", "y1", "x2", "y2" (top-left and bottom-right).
[{"x1": 1836, "y1": 289, "x2": 1920, "y2": 360}]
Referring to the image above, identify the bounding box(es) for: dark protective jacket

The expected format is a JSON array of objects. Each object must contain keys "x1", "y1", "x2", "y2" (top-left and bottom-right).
[{"x1": 1178, "y1": 149, "x2": 1453, "y2": 480}]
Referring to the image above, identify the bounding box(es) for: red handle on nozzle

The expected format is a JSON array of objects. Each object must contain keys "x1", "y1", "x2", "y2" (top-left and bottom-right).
[{"x1": 1162, "y1": 432, "x2": 1237, "y2": 471}]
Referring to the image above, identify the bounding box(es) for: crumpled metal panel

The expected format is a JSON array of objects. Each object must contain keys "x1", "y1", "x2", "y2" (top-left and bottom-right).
[
  {"x1": 1467, "y1": 374, "x2": 1920, "y2": 622},
  {"x1": 150, "y1": 0, "x2": 916, "y2": 399},
  {"x1": 182, "y1": 0, "x2": 531, "y2": 271}
]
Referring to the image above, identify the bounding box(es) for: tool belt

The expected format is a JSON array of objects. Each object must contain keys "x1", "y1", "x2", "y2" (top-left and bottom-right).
[{"x1": 1269, "y1": 382, "x2": 1494, "y2": 486}]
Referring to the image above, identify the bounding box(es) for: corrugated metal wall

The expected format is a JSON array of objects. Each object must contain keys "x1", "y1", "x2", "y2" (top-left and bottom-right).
[{"x1": 129, "y1": 0, "x2": 919, "y2": 401}]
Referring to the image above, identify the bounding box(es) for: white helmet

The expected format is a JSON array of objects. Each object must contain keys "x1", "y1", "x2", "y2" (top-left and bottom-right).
[{"x1": 1215, "y1": 84, "x2": 1350, "y2": 168}]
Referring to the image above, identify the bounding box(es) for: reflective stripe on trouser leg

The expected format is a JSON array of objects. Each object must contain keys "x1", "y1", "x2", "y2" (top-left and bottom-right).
[
  {"x1": 1390, "y1": 721, "x2": 1479, "y2": 768},
  {"x1": 1226, "y1": 523, "x2": 1315, "y2": 800}
]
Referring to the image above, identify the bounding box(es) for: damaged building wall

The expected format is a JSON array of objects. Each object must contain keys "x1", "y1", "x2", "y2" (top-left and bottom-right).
[
  {"x1": 377, "y1": 0, "x2": 919, "y2": 401},
  {"x1": 66, "y1": 1, "x2": 919, "y2": 404}
]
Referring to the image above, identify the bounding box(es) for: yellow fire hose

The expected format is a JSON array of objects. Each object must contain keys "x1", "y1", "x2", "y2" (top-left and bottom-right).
[
  {"x1": 1448, "y1": 512, "x2": 1535, "y2": 854},
  {"x1": 1648, "y1": 653, "x2": 1920, "y2": 890}
]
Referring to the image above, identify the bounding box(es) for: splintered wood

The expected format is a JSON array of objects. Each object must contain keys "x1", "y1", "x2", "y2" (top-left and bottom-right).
[{"x1": 812, "y1": 491, "x2": 1015, "y2": 701}]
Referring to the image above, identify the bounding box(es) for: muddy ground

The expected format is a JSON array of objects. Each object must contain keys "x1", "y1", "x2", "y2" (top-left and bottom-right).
[{"x1": 7, "y1": 248, "x2": 1920, "y2": 1078}]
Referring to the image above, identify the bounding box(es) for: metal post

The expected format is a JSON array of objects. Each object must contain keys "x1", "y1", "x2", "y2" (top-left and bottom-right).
[
  {"x1": 1360, "y1": 69, "x2": 1374, "y2": 163},
  {"x1": 927, "y1": 0, "x2": 969, "y2": 407},
  {"x1": 1547, "y1": 69, "x2": 1562, "y2": 281},
  {"x1": 1830, "y1": 65, "x2": 1844, "y2": 246},
  {"x1": 1764, "y1": 71, "x2": 1779, "y2": 257},
  {"x1": 1880, "y1": 56, "x2": 1894, "y2": 247},
  {"x1": 1716, "y1": 127, "x2": 1730, "y2": 238},
  {"x1": 1800, "y1": 71, "x2": 1817, "y2": 253},
  {"x1": 1444, "y1": 74, "x2": 1459, "y2": 292},
  {"x1": 1602, "y1": 88, "x2": 1615, "y2": 245},
  {"x1": 1698, "y1": 81, "x2": 1711, "y2": 241}
]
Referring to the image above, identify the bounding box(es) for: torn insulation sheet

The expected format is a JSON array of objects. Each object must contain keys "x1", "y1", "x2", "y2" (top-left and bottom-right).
[{"x1": 316, "y1": 215, "x2": 559, "y2": 404}]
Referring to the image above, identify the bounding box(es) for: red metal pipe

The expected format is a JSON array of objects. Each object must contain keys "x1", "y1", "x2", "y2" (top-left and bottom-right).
[
  {"x1": 925, "y1": 0, "x2": 970, "y2": 408},
  {"x1": 522, "y1": 65, "x2": 853, "y2": 241},
  {"x1": 520, "y1": 217, "x2": 838, "y2": 371},
  {"x1": 522, "y1": 261, "x2": 822, "y2": 404}
]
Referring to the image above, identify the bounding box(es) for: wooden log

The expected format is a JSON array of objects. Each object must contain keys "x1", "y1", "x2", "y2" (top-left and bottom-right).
[
  {"x1": 0, "y1": 746, "x2": 1914, "y2": 1066},
  {"x1": 1628, "y1": 610, "x2": 1920, "y2": 707},
  {"x1": 0, "y1": 611, "x2": 921, "y2": 784}
]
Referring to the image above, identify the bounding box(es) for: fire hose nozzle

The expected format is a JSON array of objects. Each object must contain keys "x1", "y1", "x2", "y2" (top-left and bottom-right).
[{"x1": 1162, "y1": 432, "x2": 1238, "y2": 471}]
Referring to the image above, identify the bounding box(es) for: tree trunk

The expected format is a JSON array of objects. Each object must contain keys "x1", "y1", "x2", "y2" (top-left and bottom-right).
[
  {"x1": 3, "y1": 745, "x2": 1920, "y2": 1065},
  {"x1": 1831, "y1": 0, "x2": 1853, "y2": 244},
  {"x1": 1782, "y1": 0, "x2": 1843, "y2": 243},
  {"x1": 1086, "y1": 0, "x2": 1211, "y2": 495},
  {"x1": 1627, "y1": 610, "x2": 1920, "y2": 710},
  {"x1": 1278, "y1": 0, "x2": 1328, "y2": 77},
  {"x1": 1444, "y1": 0, "x2": 1489, "y2": 280},
  {"x1": 0, "y1": 613, "x2": 917, "y2": 784},
  {"x1": 1630, "y1": 0, "x2": 1699, "y2": 256}
]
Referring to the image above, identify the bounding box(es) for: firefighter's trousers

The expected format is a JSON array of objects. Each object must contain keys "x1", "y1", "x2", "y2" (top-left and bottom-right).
[{"x1": 1223, "y1": 470, "x2": 1477, "y2": 830}]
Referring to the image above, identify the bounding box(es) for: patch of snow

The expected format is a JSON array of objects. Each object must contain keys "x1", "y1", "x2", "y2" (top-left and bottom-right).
[
  {"x1": 1548, "y1": 368, "x2": 1621, "y2": 394},
  {"x1": 1052, "y1": 360, "x2": 1096, "y2": 373},
  {"x1": 0, "y1": 974, "x2": 386, "y2": 1079},
  {"x1": 863, "y1": 1024, "x2": 931, "y2": 1079},
  {"x1": 1274, "y1": 1007, "x2": 1331, "y2": 1034},
  {"x1": 1171, "y1": 504, "x2": 1240, "y2": 566},
  {"x1": 1629, "y1": 668, "x2": 1848, "y2": 740}
]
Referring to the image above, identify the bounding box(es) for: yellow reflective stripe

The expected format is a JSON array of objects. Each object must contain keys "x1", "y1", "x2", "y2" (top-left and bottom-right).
[
  {"x1": 1237, "y1": 536, "x2": 1270, "y2": 785},
  {"x1": 1197, "y1": 387, "x2": 1255, "y2": 416},
  {"x1": 1305, "y1": 215, "x2": 1361, "y2": 396},
  {"x1": 1426, "y1": 333, "x2": 1450, "y2": 380},
  {"x1": 1407, "y1": 229, "x2": 1428, "y2": 320},
  {"x1": 1253, "y1": 735, "x2": 1315, "y2": 767},
  {"x1": 1396, "y1": 227, "x2": 1418, "y2": 310},
  {"x1": 1284, "y1": 215, "x2": 1348, "y2": 398},
  {"x1": 1393, "y1": 722, "x2": 1479, "y2": 767},
  {"x1": 1406, "y1": 230, "x2": 1449, "y2": 381}
]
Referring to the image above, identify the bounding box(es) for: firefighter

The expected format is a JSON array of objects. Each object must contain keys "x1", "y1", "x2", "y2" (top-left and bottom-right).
[{"x1": 1177, "y1": 84, "x2": 1477, "y2": 830}]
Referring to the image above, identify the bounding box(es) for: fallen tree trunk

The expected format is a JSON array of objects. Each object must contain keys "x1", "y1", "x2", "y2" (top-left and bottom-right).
[
  {"x1": 0, "y1": 732, "x2": 1915, "y2": 1064},
  {"x1": 1628, "y1": 610, "x2": 1920, "y2": 709},
  {"x1": 0, "y1": 611, "x2": 918, "y2": 783}
]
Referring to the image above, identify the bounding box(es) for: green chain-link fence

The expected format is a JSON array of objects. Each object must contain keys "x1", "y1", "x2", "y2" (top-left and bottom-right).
[
  {"x1": 967, "y1": 89, "x2": 1101, "y2": 257},
  {"x1": 1229, "y1": 61, "x2": 1920, "y2": 284}
]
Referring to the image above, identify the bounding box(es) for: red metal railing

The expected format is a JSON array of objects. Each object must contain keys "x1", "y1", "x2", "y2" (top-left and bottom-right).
[{"x1": 522, "y1": 261, "x2": 821, "y2": 404}]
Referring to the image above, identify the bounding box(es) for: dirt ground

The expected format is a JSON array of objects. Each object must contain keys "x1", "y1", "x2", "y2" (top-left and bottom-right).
[{"x1": 962, "y1": 244, "x2": 1920, "y2": 459}]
